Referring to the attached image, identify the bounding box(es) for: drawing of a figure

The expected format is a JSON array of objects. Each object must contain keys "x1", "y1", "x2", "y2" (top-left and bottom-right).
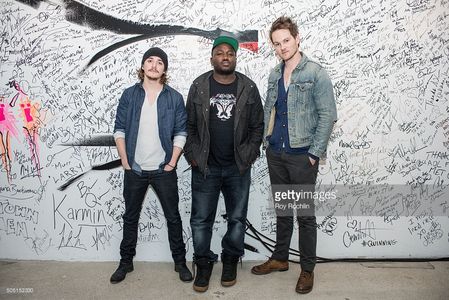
[
  {"x1": 19, "y1": 98, "x2": 42, "y2": 177},
  {"x1": 0, "y1": 96, "x2": 19, "y2": 182}
]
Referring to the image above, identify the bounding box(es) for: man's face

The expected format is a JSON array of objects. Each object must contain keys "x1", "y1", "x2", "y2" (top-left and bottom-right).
[
  {"x1": 142, "y1": 56, "x2": 165, "y2": 81},
  {"x1": 210, "y1": 43, "x2": 237, "y2": 75},
  {"x1": 271, "y1": 29, "x2": 300, "y2": 62}
]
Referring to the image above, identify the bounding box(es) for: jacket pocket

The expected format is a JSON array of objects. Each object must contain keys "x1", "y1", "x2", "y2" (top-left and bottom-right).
[
  {"x1": 237, "y1": 142, "x2": 259, "y2": 167},
  {"x1": 294, "y1": 81, "x2": 314, "y2": 106},
  {"x1": 185, "y1": 141, "x2": 199, "y2": 163}
]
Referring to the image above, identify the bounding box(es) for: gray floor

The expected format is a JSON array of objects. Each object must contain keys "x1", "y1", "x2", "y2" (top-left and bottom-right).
[{"x1": 0, "y1": 260, "x2": 448, "y2": 299}]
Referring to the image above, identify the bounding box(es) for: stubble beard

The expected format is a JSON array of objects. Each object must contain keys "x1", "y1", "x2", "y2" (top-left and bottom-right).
[
  {"x1": 282, "y1": 47, "x2": 299, "y2": 63},
  {"x1": 214, "y1": 65, "x2": 236, "y2": 76},
  {"x1": 145, "y1": 73, "x2": 161, "y2": 82}
]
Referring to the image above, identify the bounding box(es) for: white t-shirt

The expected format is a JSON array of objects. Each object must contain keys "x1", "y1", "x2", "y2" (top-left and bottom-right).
[
  {"x1": 113, "y1": 90, "x2": 187, "y2": 171},
  {"x1": 134, "y1": 92, "x2": 165, "y2": 171}
]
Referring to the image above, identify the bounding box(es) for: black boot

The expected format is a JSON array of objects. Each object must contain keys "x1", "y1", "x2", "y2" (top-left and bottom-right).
[
  {"x1": 175, "y1": 262, "x2": 193, "y2": 282},
  {"x1": 193, "y1": 257, "x2": 214, "y2": 292},
  {"x1": 110, "y1": 261, "x2": 134, "y2": 284},
  {"x1": 221, "y1": 253, "x2": 239, "y2": 287}
]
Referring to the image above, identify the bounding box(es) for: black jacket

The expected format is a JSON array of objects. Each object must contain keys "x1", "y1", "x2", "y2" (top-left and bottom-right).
[{"x1": 184, "y1": 71, "x2": 264, "y2": 175}]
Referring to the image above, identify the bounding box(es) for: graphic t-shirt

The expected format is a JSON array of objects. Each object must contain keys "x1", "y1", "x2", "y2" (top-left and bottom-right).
[{"x1": 208, "y1": 76, "x2": 238, "y2": 167}]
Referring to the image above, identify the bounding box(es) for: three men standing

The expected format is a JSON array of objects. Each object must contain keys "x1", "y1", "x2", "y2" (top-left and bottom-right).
[{"x1": 111, "y1": 15, "x2": 336, "y2": 295}]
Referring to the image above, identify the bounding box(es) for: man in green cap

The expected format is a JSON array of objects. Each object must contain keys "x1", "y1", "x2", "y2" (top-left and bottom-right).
[{"x1": 184, "y1": 35, "x2": 264, "y2": 292}]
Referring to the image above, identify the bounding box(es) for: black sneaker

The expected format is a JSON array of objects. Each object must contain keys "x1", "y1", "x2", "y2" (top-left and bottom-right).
[
  {"x1": 193, "y1": 258, "x2": 214, "y2": 292},
  {"x1": 110, "y1": 262, "x2": 134, "y2": 284},
  {"x1": 221, "y1": 253, "x2": 239, "y2": 287},
  {"x1": 175, "y1": 263, "x2": 193, "y2": 282}
]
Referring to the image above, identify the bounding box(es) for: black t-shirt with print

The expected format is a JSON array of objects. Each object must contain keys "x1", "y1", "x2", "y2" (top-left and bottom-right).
[{"x1": 208, "y1": 76, "x2": 238, "y2": 167}]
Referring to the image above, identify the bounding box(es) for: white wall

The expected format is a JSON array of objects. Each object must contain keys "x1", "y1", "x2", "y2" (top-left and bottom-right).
[{"x1": 0, "y1": 0, "x2": 448, "y2": 261}]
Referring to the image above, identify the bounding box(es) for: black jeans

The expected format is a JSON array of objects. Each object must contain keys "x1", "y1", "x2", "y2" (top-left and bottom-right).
[
  {"x1": 120, "y1": 169, "x2": 186, "y2": 264},
  {"x1": 190, "y1": 164, "x2": 251, "y2": 259},
  {"x1": 267, "y1": 147, "x2": 318, "y2": 272}
]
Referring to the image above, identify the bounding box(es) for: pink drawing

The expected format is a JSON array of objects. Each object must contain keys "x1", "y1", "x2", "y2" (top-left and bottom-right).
[
  {"x1": 0, "y1": 97, "x2": 18, "y2": 182},
  {"x1": 22, "y1": 102, "x2": 34, "y2": 122},
  {"x1": 0, "y1": 101, "x2": 18, "y2": 136},
  {"x1": 0, "y1": 104, "x2": 5, "y2": 121}
]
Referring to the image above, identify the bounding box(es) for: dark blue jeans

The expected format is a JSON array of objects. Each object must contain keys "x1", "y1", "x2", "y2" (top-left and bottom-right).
[
  {"x1": 190, "y1": 164, "x2": 250, "y2": 259},
  {"x1": 267, "y1": 147, "x2": 318, "y2": 272},
  {"x1": 120, "y1": 169, "x2": 186, "y2": 264}
]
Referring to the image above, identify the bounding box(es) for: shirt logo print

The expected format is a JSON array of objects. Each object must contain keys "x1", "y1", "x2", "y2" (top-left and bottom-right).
[{"x1": 210, "y1": 94, "x2": 236, "y2": 121}]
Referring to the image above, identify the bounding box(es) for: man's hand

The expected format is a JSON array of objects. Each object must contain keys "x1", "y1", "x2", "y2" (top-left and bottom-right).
[
  {"x1": 121, "y1": 159, "x2": 131, "y2": 170},
  {"x1": 164, "y1": 163, "x2": 176, "y2": 171}
]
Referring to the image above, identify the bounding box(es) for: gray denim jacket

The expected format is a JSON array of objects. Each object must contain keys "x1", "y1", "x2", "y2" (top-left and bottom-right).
[{"x1": 264, "y1": 52, "x2": 337, "y2": 158}]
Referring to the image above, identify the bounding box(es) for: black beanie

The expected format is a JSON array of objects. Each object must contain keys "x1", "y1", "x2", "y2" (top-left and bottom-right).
[{"x1": 141, "y1": 47, "x2": 168, "y2": 71}]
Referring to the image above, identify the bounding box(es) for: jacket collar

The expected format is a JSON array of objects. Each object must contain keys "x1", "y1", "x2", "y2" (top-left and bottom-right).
[
  {"x1": 193, "y1": 70, "x2": 248, "y2": 104},
  {"x1": 136, "y1": 81, "x2": 168, "y2": 93}
]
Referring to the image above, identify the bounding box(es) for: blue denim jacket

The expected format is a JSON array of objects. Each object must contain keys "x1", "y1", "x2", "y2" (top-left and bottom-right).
[
  {"x1": 113, "y1": 83, "x2": 187, "y2": 174},
  {"x1": 264, "y1": 52, "x2": 337, "y2": 158}
]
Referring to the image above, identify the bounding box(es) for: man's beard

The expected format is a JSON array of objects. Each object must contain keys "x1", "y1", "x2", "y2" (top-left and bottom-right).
[
  {"x1": 283, "y1": 47, "x2": 299, "y2": 62},
  {"x1": 145, "y1": 74, "x2": 161, "y2": 81},
  {"x1": 214, "y1": 65, "x2": 235, "y2": 75}
]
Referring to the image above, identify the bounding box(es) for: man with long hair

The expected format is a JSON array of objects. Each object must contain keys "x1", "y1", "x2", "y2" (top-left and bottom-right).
[{"x1": 111, "y1": 47, "x2": 192, "y2": 284}]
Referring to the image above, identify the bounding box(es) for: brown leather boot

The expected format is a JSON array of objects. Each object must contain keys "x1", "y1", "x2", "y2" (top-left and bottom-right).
[
  {"x1": 295, "y1": 271, "x2": 314, "y2": 294},
  {"x1": 251, "y1": 259, "x2": 289, "y2": 275}
]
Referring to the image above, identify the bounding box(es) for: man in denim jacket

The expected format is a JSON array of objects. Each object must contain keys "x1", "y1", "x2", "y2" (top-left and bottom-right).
[
  {"x1": 251, "y1": 17, "x2": 337, "y2": 294},
  {"x1": 111, "y1": 47, "x2": 192, "y2": 284}
]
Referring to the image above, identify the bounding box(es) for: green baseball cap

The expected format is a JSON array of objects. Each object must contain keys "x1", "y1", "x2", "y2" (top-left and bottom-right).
[{"x1": 212, "y1": 35, "x2": 239, "y2": 52}]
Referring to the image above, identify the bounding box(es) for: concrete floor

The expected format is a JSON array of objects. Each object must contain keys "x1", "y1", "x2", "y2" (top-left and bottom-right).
[{"x1": 0, "y1": 260, "x2": 448, "y2": 300}]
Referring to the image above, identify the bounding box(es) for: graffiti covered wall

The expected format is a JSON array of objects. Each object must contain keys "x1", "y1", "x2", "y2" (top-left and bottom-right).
[{"x1": 1, "y1": 0, "x2": 448, "y2": 261}]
